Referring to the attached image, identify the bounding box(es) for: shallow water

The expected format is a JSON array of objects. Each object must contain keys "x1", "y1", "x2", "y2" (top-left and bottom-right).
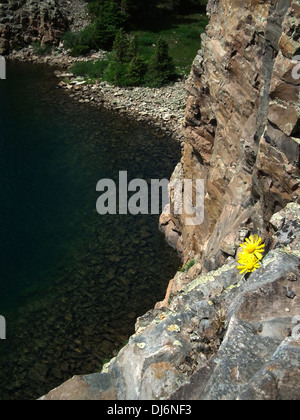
[{"x1": 0, "y1": 62, "x2": 181, "y2": 400}]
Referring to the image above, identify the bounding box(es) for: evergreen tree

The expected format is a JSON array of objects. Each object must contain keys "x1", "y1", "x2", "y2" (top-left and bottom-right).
[
  {"x1": 94, "y1": 1, "x2": 127, "y2": 50},
  {"x1": 127, "y1": 55, "x2": 147, "y2": 86},
  {"x1": 127, "y1": 35, "x2": 139, "y2": 62},
  {"x1": 113, "y1": 29, "x2": 130, "y2": 63},
  {"x1": 146, "y1": 38, "x2": 177, "y2": 87}
]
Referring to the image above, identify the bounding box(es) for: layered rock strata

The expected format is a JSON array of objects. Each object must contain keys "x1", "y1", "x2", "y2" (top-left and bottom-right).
[{"x1": 160, "y1": 0, "x2": 300, "y2": 271}]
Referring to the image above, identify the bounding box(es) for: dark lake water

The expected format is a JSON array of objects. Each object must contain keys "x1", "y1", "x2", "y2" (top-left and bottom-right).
[{"x1": 0, "y1": 62, "x2": 181, "y2": 400}]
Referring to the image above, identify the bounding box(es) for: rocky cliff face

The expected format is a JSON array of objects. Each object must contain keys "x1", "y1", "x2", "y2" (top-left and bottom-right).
[
  {"x1": 40, "y1": 203, "x2": 300, "y2": 400},
  {"x1": 0, "y1": 0, "x2": 89, "y2": 55},
  {"x1": 160, "y1": 0, "x2": 300, "y2": 272}
]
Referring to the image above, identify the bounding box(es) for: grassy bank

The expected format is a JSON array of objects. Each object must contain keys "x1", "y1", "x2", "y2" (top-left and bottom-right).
[
  {"x1": 70, "y1": 11, "x2": 208, "y2": 87},
  {"x1": 133, "y1": 13, "x2": 208, "y2": 76},
  {"x1": 66, "y1": 1, "x2": 209, "y2": 87}
]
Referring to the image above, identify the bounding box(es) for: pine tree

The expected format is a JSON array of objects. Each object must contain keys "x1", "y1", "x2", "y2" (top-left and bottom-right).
[
  {"x1": 94, "y1": 1, "x2": 127, "y2": 50},
  {"x1": 127, "y1": 35, "x2": 139, "y2": 62},
  {"x1": 127, "y1": 55, "x2": 147, "y2": 86},
  {"x1": 113, "y1": 29, "x2": 130, "y2": 63},
  {"x1": 146, "y1": 38, "x2": 177, "y2": 87}
]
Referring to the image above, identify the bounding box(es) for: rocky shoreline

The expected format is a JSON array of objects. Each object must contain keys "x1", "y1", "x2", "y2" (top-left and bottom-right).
[
  {"x1": 8, "y1": 47, "x2": 187, "y2": 141},
  {"x1": 57, "y1": 74, "x2": 187, "y2": 141}
]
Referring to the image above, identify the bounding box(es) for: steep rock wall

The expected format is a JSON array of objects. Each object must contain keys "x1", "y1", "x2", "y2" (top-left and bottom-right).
[
  {"x1": 160, "y1": 0, "x2": 300, "y2": 271},
  {"x1": 0, "y1": 0, "x2": 89, "y2": 54}
]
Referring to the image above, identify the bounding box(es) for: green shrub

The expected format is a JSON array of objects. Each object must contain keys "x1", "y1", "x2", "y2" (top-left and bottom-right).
[
  {"x1": 70, "y1": 44, "x2": 91, "y2": 57},
  {"x1": 87, "y1": 0, "x2": 105, "y2": 18},
  {"x1": 79, "y1": 24, "x2": 100, "y2": 50},
  {"x1": 70, "y1": 61, "x2": 94, "y2": 76},
  {"x1": 178, "y1": 259, "x2": 195, "y2": 273},
  {"x1": 32, "y1": 42, "x2": 52, "y2": 56},
  {"x1": 70, "y1": 60, "x2": 109, "y2": 78},
  {"x1": 92, "y1": 60, "x2": 110, "y2": 78},
  {"x1": 62, "y1": 31, "x2": 81, "y2": 49},
  {"x1": 65, "y1": 24, "x2": 101, "y2": 56},
  {"x1": 103, "y1": 60, "x2": 130, "y2": 86}
]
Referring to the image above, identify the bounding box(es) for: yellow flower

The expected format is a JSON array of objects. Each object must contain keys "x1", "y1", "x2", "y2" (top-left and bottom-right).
[
  {"x1": 240, "y1": 235, "x2": 265, "y2": 260},
  {"x1": 237, "y1": 253, "x2": 261, "y2": 275}
]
